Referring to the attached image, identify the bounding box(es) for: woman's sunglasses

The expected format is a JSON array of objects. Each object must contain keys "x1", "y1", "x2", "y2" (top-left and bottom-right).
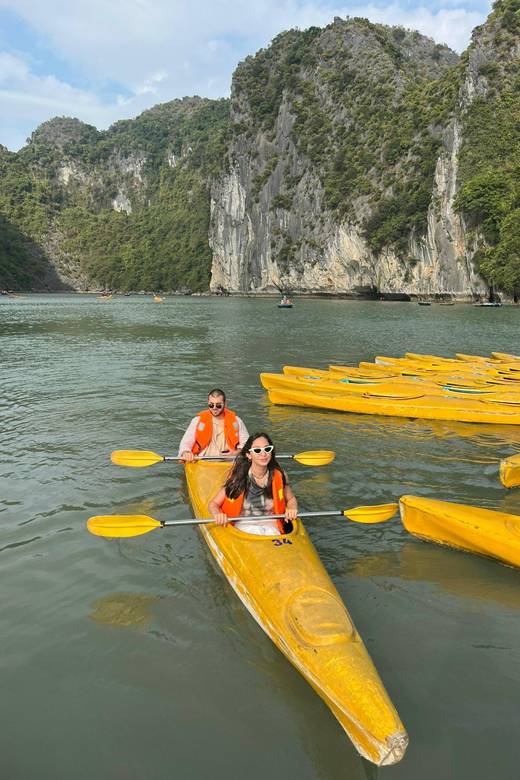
[
  {"x1": 208, "y1": 402, "x2": 223, "y2": 409},
  {"x1": 249, "y1": 445, "x2": 274, "y2": 455}
]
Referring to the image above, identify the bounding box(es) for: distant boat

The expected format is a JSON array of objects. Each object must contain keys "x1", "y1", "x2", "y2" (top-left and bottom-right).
[
  {"x1": 473, "y1": 302, "x2": 502, "y2": 307},
  {"x1": 439, "y1": 302, "x2": 455, "y2": 306},
  {"x1": 277, "y1": 302, "x2": 293, "y2": 308},
  {"x1": 154, "y1": 296, "x2": 164, "y2": 302},
  {"x1": 417, "y1": 301, "x2": 431, "y2": 306}
]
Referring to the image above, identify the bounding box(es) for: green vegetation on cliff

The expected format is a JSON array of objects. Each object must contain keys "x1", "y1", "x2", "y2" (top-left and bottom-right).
[
  {"x1": 0, "y1": 149, "x2": 61, "y2": 288},
  {"x1": 0, "y1": 98, "x2": 229, "y2": 290},
  {"x1": 454, "y1": 0, "x2": 520, "y2": 293},
  {"x1": 231, "y1": 18, "x2": 459, "y2": 259}
]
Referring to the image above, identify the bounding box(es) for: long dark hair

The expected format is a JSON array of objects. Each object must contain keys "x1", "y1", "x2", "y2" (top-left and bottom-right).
[{"x1": 224, "y1": 432, "x2": 286, "y2": 500}]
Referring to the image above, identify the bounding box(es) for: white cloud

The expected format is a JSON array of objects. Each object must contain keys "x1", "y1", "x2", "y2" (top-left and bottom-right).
[
  {"x1": 0, "y1": 51, "x2": 159, "y2": 146},
  {"x1": 0, "y1": 0, "x2": 491, "y2": 149},
  {"x1": 344, "y1": 3, "x2": 485, "y2": 50},
  {"x1": 135, "y1": 70, "x2": 169, "y2": 96}
]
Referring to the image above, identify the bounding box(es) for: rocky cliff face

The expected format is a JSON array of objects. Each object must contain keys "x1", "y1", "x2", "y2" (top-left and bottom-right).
[
  {"x1": 2, "y1": 9, "x2": 519, "y2": 296},
  {"x1": 209, "y1": 18, "x2": 490, "y2": 299}
]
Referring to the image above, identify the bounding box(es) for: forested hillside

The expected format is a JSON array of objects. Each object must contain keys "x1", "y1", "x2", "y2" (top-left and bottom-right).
[
  {"x1": 2, "y1": 1, "x2": 520, "y2": 296},
  {"x1": 454, "y1": 0, "x2": 520, "y2": 294},
  {"x1": 0, "y1": 98, "x2": 229, "y2": 291}
]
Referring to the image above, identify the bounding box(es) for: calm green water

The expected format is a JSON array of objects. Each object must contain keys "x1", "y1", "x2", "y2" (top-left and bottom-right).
[{"x1": 2, "y1": 294, "x2": 520, "y2": 780}]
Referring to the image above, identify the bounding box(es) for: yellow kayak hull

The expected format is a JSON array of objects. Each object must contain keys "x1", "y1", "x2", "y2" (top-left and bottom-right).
[
  {"x1": 500, "y1": 454, "x2": 520, "y2": 488},
  {"x1": 399, "y1": 495, "x2": 520, "y2": 568},
  {"x1": 185, "y1": 461, "x2": 407, "y2": 765},
  {"x1": 492, "y1": 352, "x2": 520, "y2": 362},
  {"x1": 261, "y1": 372, "x2": 502, "y2": 400},
  {"x1": 405, "y1": 353, "x2": 457, "y2": 365},
  {"x1": 283, "y1": 365, "x2": 393, "y2": 381},
  {"x1": 267, "y1": 386, "x2": 520, "y2": 424}
]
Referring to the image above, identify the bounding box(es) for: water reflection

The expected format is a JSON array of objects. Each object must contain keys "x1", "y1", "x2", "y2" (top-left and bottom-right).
[
  {"x1": 350, "y1": 542, "x2": 520, "y2": 613},
  {"x1": 90, "y1": 593, "x2": 159, "y2": 629}
]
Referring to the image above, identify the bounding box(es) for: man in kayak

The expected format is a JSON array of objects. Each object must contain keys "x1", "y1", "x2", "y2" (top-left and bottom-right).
[
  {"x1": 208, "y1": 432, "x2": 298, "y2": 535},
  {"x1": 179, "y1": 389, "x2": 249, "y2": 462}
]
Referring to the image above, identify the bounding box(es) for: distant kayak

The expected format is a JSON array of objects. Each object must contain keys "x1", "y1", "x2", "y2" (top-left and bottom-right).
[
  {"x1": 154, "y1": 296, "x2": 164, "y2": 302},
  {"x1": 417, "y1": 301, "x2": 431, "y2": 306}
]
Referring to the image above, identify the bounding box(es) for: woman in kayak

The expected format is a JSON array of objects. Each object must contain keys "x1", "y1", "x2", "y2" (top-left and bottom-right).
[{"x1": 208, "y1": 432, "x2": 298, "y2": 535}]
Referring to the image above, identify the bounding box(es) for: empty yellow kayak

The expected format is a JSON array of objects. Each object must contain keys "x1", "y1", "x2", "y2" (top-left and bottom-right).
[
  {"x1": 399, "y1": 495, "x2": 520, "y2": 568},
  {"x1": 283, "y1": 365, "x2": 394, "y2": 381},
  {"x1": 260, "y1": 372, "x2": 500, "y2": 400},
  {"x1": 405, "y1": 353, "x2": 457, "y2": 365},
  {"x1": 492, "y1": 352, "x2": 520, "y2": 362},
  {"x1": 500, "y1": 454, "x2": 520, "y2": 488},
  {"x1": 185, "y1": 460, "x2": 408, "y2": 765},
  {"x1": 267, "y1": 386, "x2": 520, "y2": 424}
]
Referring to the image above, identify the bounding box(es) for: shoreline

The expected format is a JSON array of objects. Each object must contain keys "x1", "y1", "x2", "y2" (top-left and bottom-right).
[{"x1": 4, "y1": 289, "x2": 514, "y2": 304}]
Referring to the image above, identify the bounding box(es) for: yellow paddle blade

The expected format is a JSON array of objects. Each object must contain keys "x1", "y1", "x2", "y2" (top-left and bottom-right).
[
  {"x1": 87, "y1": 515, "x2": 162, "y2": 538},
  {"x1": 110, "y1": 450, "x2": 164, "y2": 467},
  {"x1": 344, "y1": 503, "x2": 399, "y2": 523},
  {"x1": 293, "y1": 450, "x2": 335, "y2": 466}
]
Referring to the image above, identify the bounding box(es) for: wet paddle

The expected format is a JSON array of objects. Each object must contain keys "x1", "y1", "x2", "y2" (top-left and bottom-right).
[
  {"x1": 87, "y1": 504, "x2": 399, "y2": 538},
  {"x1": 110, "y1": 449, "x2": 335, "y2": 467}
]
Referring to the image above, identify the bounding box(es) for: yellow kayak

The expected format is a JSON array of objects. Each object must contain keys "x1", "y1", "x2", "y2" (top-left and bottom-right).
[
  {"x1": 260, "y1": 372, "x2": 502, "y2": 400},
  {"x1": 455, "y1": 353, "x2": 499, "y2": 365},
  {"x1": 500, "y1": 454, "x2": 520, "y2": 488},
  {"x1": 283, "y1": 365, "x2": 395, "y2": 381},
  {"x1": 267, "y1": 386, "x2": 520, "y2": 424},
  {"x1": 377, "y1": 355, "x2": 503, "y2": 378},
  {"x1": 405, "y1": 353, "x2": 457, "y2": 365},
  {"x1": 327, "y1": 365, "x2": 399, "y2": 379},
  {"x1": 492, "y1": 352, "x2": 520, "y2": 362},
  {"x1": 399, "y1": 495, "x2": 520, "y2": 568},
  {"x1": 185, "y1": 460, "x2": 408, "y2": 765}
]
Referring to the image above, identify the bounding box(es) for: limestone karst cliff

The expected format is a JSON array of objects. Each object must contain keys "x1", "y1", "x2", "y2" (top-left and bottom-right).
[
  {"x1": 209, "y1": 17, "x2": 490, "y2": 299},
  {"x1": 1, "y1": 3, "x2": 520, "y2": 297}
]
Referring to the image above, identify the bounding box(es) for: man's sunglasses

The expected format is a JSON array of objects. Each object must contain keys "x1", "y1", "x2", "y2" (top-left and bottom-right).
[
  {"x1": 208, "y1": 402, "x2": 223, "y2": 409},
  {"x1": 249, "y1": 445, "x2": 274, "y2": 455}
]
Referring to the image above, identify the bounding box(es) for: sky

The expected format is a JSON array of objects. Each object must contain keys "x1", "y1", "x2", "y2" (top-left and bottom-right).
[{"x1": 0, "y1": 0, "x2": 493, "y2": 152}]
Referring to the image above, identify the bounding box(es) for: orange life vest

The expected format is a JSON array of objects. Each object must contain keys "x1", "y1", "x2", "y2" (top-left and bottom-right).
[
  {"x1": 192, "y1": 409, "x2": 240, "y2": 455},
  {"x1": 221, "y1": 468, "x2": 287, "y2": 533}
]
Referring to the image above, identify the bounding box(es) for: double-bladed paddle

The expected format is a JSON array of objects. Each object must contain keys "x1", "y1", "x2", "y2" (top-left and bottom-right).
[
  {"x1": 110, "y1": 449, "x2": 335, "y2": 467},
  {"x1": 87, "y1": 504, "x2": 399, "y2": 538}
]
